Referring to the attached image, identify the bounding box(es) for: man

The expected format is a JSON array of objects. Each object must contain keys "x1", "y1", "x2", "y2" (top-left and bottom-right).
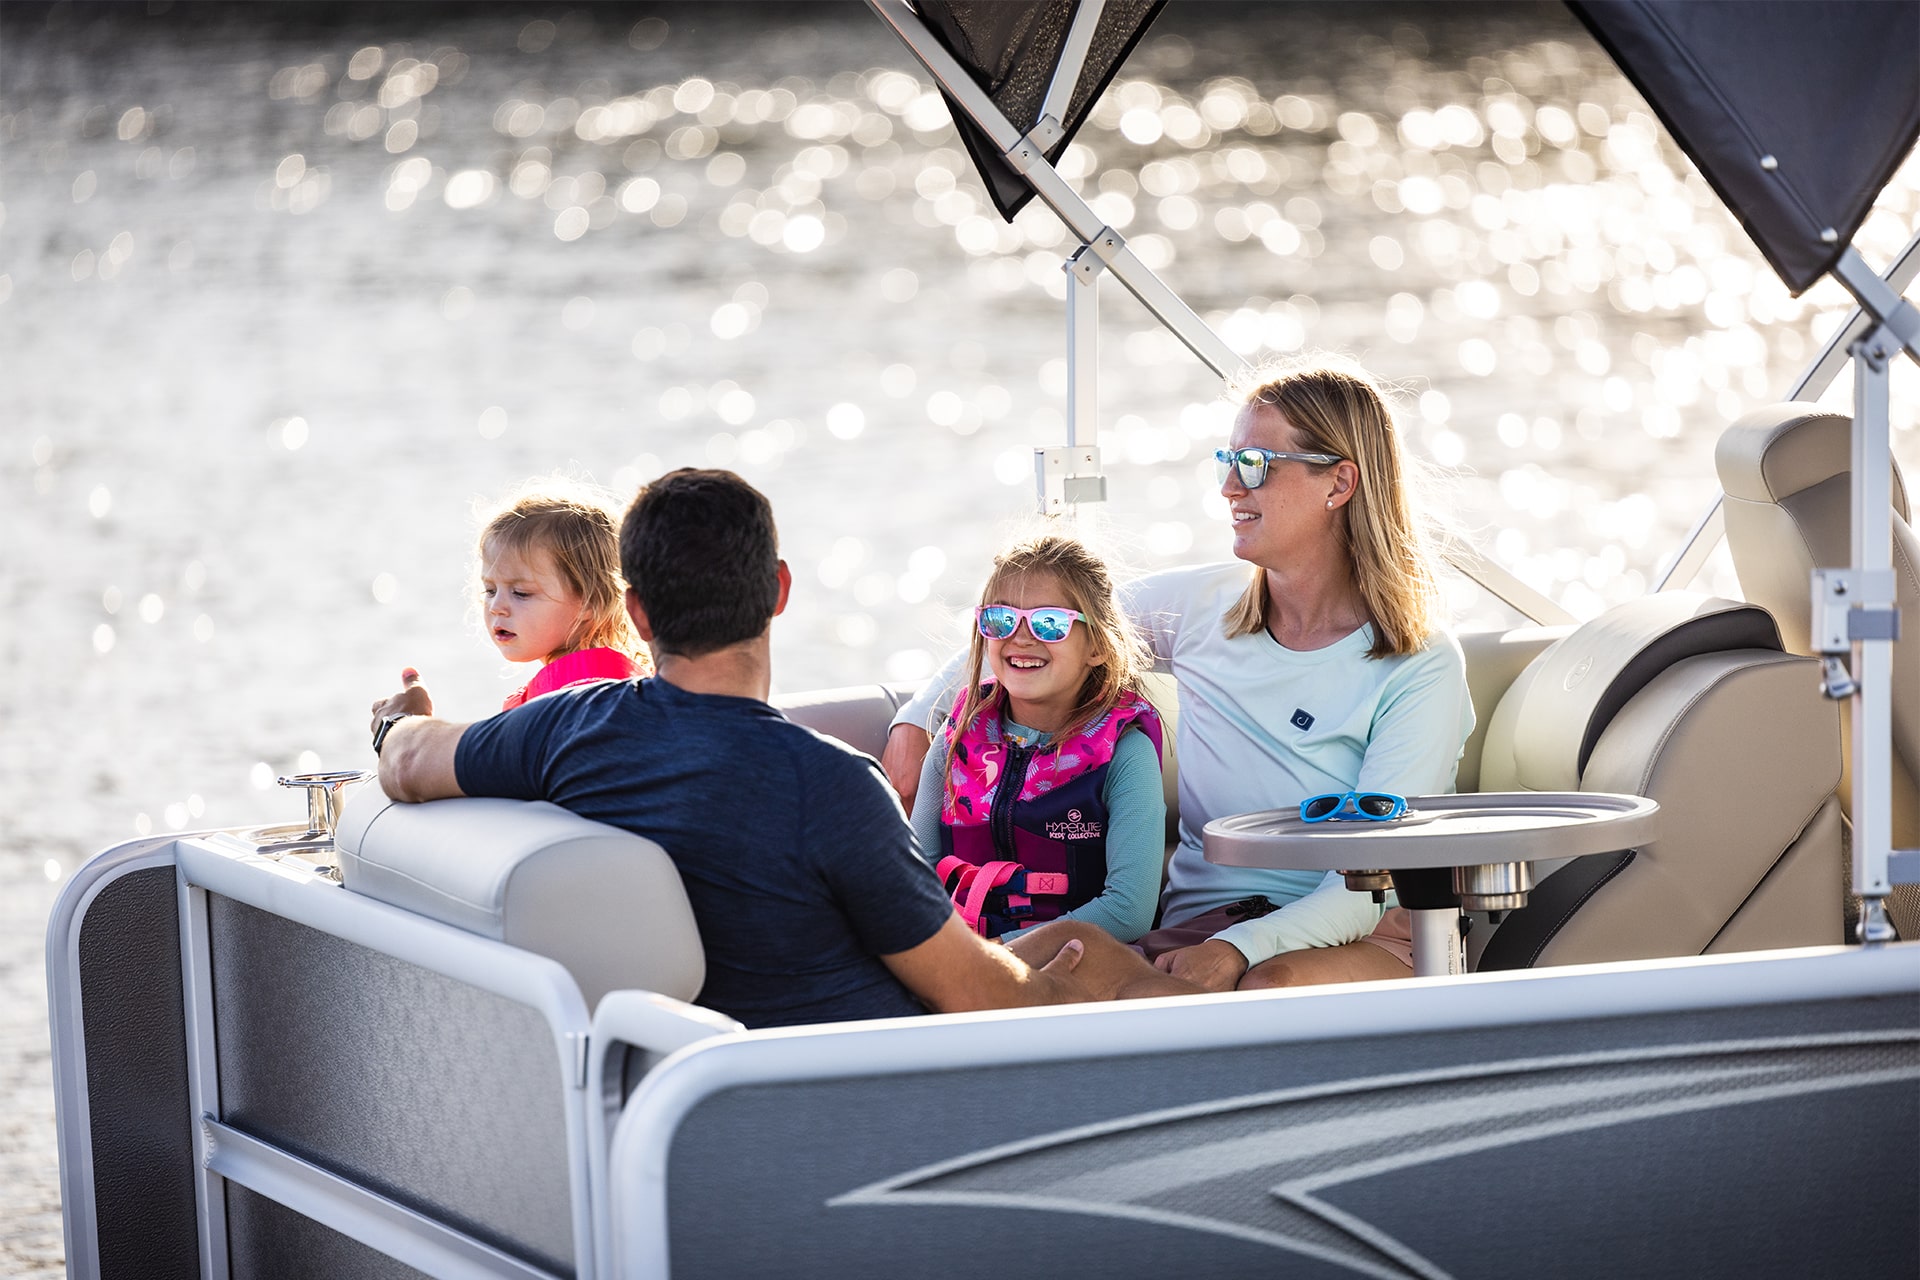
[{"x1": 376, "y1": 468, "x2": 1190, "y2": 1028}]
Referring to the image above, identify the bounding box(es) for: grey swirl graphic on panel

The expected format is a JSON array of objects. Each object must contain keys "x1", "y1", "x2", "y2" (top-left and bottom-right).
[{"x1": 832, "y1": 1034, "x2": 1920, "y2": 1280}]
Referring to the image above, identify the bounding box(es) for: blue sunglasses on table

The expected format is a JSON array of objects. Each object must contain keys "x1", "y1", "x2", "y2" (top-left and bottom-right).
[
  {"x1": 975, "y1": 605, "x2": 1083, "y2": 643},
  {"x1": 1215, "y1": 446, "x2": 1343, "y2": 490},
  {"x1": 1299, "y1": 790, "x2": 1407, "y2": 822}
]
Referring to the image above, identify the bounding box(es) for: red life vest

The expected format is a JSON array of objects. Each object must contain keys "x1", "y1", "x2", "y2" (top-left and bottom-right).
[
  {"x1": 502, "y1": 646, "x2": 638, "y2": 710},
  {"x1": 936, "y1": 687, "x2": 1162, "y2": 935}
]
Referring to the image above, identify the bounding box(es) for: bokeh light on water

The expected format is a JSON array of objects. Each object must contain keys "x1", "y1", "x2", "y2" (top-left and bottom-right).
[
  {"x1": 2, "y1": 0, "x2": 1917, "y2": 865},
  {"x1": 1, "y1": 9, "x2": 1916, "y2": 1267}
]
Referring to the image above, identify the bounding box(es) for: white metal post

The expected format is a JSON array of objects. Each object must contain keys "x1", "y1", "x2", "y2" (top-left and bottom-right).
[
  {"x1": 1040, "y1": 0, "x2": 1105, "y2": 129},
  {"x1": 1829, "y1": 244, "x2": 1920, "y2": 936},
  {"x1": 1848, "y1": 329, "x2": 1897, "y2": 939},
  {"x1": 1032, "y1": 242, "x2": 1107, "y2": 515},
  {"x1": 1067, "y1": 245, "x2": 1098, "y2": 452}
]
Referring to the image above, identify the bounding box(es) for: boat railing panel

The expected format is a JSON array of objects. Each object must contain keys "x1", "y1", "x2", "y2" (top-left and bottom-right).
[
  {"x1": 44, "y1": 842, "x2": 202, "y2": 1280},
  {"x1": 608, "y1": 945, "x2": 1920, "y2": 1280},
  {"x1": 174, "y1": 836, "x2": 600, "y2": 1278},
  {"x1": 203, "y1": 891, "x2": 579, "y2": 1277}
]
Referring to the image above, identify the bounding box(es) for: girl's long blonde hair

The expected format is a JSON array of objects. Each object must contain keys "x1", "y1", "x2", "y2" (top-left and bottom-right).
[
  {"x1": 479, "y1": 485, "x2": 647, "y2": 665},
  {"x1": 945, "y1": 533, "x2": 1152, "y2": 774},
  {"x1": 1221, "y1": 362, "x2": 1442, "y2": 659}
]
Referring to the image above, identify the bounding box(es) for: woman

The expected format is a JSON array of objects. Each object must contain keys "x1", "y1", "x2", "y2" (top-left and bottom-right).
[{"x1": 885, "y1": 361, "x2": 1474, "y2": 991}]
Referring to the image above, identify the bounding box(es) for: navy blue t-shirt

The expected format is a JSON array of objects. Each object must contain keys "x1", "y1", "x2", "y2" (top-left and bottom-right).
[{"x1": 454, "y1": 677, "x2": 955, "y2": 1029}]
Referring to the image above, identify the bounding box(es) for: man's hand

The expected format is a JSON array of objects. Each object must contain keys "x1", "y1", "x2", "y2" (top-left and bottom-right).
[
  {"x1": 377, "y1": 713, "x2": 469, "y2": 803},
  {"x1": 370, "y1": 667, "x2": 434, "y2": 734},
  {"x1": 880, "y1": 722, "x2": 932, "y2": 811},
  {"x1": 1152, "y1": 939, "x2": 1250, "y2": 992},
  {"x1": 1008, "y1": 920, "x2": 1203, "y2": 1002}
]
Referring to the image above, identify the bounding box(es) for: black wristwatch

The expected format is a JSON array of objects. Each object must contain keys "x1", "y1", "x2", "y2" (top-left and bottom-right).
[{"x1": 372, "y1": 714, "x2": 416, "y2": 756}]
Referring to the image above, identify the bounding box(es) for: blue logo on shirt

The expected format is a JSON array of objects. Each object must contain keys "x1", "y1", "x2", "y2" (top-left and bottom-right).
[{"x1": 1290, "y1": 708, "x2": 1314, "y2": 731}]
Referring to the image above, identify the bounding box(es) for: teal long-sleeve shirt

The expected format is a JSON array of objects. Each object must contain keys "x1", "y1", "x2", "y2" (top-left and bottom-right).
[{"x1": 909, "y1": 718, "x2": 1166, "y2": 943}]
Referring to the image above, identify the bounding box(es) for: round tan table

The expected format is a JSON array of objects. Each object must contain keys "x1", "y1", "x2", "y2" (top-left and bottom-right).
[{"x1": 1202, "y1": 792, "x2": 1660, "y2": 976}]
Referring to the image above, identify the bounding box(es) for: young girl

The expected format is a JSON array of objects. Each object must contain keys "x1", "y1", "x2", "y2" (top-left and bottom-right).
[
  {"x1": 908, "y1": 533, "x2": 1165, "y2": 943},
  {"x1": 370, "y1": 487, "x2": 646, "y2": 738},
  {"x1": 479, "y1": 489, "x2": 647, "y2": 709}
]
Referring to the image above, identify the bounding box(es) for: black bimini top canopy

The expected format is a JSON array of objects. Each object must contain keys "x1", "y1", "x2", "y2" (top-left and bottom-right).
[
  {"x1": 1565, "y1": 1, "x2": 1919, "y2": 295},
  {"x1": 921, "y1": 0, "x2": 1919, "y2": 297},
  {"x1": 919, "y1": 0, "x2": 1164, "y2": 221}
]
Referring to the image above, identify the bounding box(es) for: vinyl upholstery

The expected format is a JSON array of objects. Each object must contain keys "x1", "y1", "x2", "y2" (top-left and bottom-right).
[
  {"x1": 336, "y1": 783, "x2": 704, "y2": 1009},
  {"x1": 1476, "y1": 593, "x2": 1843, "y2": 965}
]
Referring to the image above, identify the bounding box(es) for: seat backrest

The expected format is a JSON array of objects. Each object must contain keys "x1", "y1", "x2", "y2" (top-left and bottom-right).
[
  {"x1": 1456, "y1": 625, "x2": 1569, "y2": 792},
  {"x1": 1715, "y1": 402, "x2": 1920, "y2": 862},
  {"x1": 1472, "y1": 592, "x2": 1843, "y2": 968},
  {"x1": 336, "y1": 783, "x2": 704, "y2": 1010},
  {"x1": 773, "y1": 682, "x2": 921, "y2": 759}
]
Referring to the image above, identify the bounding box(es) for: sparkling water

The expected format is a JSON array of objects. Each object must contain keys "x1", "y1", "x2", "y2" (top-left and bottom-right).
[{"x1": 2, "y1": 4, "x2": 1915, "y2": 1268}]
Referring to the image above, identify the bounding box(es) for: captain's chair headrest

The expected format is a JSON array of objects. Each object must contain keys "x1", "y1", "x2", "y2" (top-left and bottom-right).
[
  {"x1": 1479, "y1": 593, "x2": 1781, "y2": 793},
  {"x1": 335, "y1": 784, "x2": 704, "y2": 1010}
]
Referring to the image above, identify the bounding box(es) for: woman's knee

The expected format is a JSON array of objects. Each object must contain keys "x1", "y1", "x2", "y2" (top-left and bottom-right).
[
  {"x1": 1238, "y1": 955, "x2": 1307, "y2": 990},
  {"x1": 1237, "y1": 942, "x2": 1410, "y2": 990}
]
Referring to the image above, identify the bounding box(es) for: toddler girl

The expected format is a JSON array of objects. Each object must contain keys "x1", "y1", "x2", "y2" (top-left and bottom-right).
[
  {"x1": 909, "y1": 533, "x2": 1165, "y2": 943},
  {"x1": 371, "y1": 486, "x2": 645, "y2": 739},
  {"x1": 478, "y1": 489, "x2": 646, "y2": 709}
]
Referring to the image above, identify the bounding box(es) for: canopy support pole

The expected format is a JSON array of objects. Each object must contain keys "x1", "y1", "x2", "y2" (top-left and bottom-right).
[
  {"x1": 1038, "y1": 0, "x2": 1106, "y2": 136},
  {"x1": 1826, "y1": 248, "x2": 1920, "y2": 940},
  {"x1": 1036, "y1": 241, "x2": 1108, "y2": 515}
]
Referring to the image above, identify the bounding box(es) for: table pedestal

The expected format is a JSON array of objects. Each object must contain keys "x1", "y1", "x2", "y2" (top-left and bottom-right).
[{"x1": 1410, "y1": 908, "x2": 1463, "y2": 976}]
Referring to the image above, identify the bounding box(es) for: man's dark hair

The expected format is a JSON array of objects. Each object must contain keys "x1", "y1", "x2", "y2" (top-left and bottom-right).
[{"x1": 620, "y1": 469, "x2": 781, "y2": 657}]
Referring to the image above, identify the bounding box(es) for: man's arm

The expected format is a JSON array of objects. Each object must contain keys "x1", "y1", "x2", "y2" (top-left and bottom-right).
[
  {"x1": 379, "y1": 716, "x2": 471, "y2": 802},
  {"x1": 886, "y1": 916, "x2": 1200, "y2": 1012},
  {"x1": 881, "y1": 914, "x2": 1088, "y2": 1012}
]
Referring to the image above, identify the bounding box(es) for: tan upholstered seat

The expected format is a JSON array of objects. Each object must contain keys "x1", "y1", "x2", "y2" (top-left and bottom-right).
[
  {"x1": 1470, "y1": 593, "x2": 1844, "y2": 968},
  {"x1": 1716, "y1": 403, "x2": 1920, "y2": 936},
  {"x1": 336, "y1": 783, "x2": 705, "y2": 1010}
]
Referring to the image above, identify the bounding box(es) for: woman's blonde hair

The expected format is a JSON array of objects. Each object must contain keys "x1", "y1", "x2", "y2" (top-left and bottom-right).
[
  {"x1": 479, "y1": 485, "x2": 647, "y2": 664},
  {"x1": 1221, "y1": 361, "x2": 1441, "y2": 659},
  {"x1": 946, "y1": 533, "x2": 1151, "y2": 768}
]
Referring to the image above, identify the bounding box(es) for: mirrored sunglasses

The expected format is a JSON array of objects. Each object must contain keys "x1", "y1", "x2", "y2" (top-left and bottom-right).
[
  {"x1": 975, "y1": 605, "x2": 1084, "y2": 644},
  {"x1": 1299, "y1": 790, "x2": 1407, "y2": 823},
  {"x1": 1214, "y1": 446, "x2": 1344, "y2": 490}
]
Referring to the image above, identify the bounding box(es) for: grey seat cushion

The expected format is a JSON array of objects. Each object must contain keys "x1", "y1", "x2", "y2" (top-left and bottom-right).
[{"x1": 335, "y1": 782, "x2": 704, "y2": 1010}]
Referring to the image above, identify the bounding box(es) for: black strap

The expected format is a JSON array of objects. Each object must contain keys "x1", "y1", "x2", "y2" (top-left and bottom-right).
[{"x1": 1475, "y1": 850, "x2": 1638, "y2": 971}]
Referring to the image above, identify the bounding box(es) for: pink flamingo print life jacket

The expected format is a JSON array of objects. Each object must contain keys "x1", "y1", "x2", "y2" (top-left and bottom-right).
[{"x1": 937, "y1": 685, "x2": 1163, "y2": 935}]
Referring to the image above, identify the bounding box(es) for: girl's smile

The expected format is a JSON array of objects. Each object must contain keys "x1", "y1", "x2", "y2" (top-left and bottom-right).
[{"x1": 480, "y1": 544, "x2": 591, "y2": 664}]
